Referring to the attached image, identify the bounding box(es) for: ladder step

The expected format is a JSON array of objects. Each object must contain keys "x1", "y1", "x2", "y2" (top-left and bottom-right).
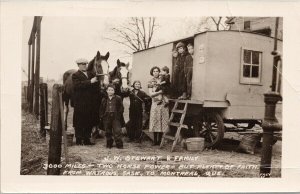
[
  {"x1": 172, "y1": 109, "x2": 185, "y2": 114},
  {"x1": 164, "y1": 135, "x2": 175, "y2": 140},
  {"x1": 169, "y1": 122, "x2": 180, "y2": 127},
  {"x1": 169, "y1": 122, "x2": 188, "y2": 129}
]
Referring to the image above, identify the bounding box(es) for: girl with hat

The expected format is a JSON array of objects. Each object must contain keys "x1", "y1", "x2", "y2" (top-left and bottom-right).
[{"x1": 127, "y1": 80, "x2": 151, "y2": 143}]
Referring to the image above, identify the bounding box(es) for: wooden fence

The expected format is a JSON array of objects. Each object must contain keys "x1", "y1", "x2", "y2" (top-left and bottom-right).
[
  {"x1": 47, "y1": 84, "x2": 68, "y2": 175},
  {"x1": 27, "y1": 16, "x2": 42, "y2": 117}
]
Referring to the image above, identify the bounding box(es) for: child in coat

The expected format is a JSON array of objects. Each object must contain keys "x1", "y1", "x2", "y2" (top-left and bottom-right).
[
  {"x1": 174, "y1": 41, "x2": 188, "y2": 99},
  {"x1": 127, "y1": 80, "x2": 151, "y2": 143},
  {"x1": 184, "y1": 43, "x2": 194, "y2": 99},
  {"x1": 99, "y1": 84, "x2": 124, "y2": 149},
  {"x1": 155, "y1": 66, "x2": 171, "y2": 106}
]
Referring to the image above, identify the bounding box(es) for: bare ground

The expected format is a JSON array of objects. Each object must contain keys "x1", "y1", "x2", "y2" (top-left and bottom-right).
[{"x1": 21, "y1": 98, "x2": 282, "y2": 177}]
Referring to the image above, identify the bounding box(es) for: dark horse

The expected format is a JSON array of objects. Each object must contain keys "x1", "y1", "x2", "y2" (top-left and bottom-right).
[
  {"x1": 107, "y1": 59, "x2": 130, "y2": 129},
  {"x1": 109, "y1": 59, "x2": 130, "y2": 98},
  {"x1": 62, "y1": 51, "x2": 110, "y2": 130},
  {"x1": 110, "y1": 59, "x2": 151, "y2": 131}
]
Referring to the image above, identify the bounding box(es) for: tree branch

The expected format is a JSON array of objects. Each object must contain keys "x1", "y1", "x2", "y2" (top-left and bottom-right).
[
  {"x1": 111, "y1": 28, "x2": 139, "y2": 51},
  {"x1": 147, "y1": 17, "x2": 156, "y2": 48},
  {"x1": 141, "y1": 17, "x2": 147, "y2": 49},
  {"x1": 107, "y1": 17, "x2": 156, "y2": 52},
  {"x1": 104, "y1": 37, "x2": 137, "y2": 52}
]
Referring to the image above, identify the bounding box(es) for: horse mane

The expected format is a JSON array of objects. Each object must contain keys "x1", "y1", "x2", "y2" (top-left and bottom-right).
[
  {"x1": 86, "y1": 57, "x2": 95, "y2": 71},
  {"x1": 109, "y1": 65, "x2": 119, "y2": 81}
]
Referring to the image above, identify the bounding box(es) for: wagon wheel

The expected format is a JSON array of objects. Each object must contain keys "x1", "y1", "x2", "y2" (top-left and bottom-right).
[{"x1": 199, "y1": 112, "x2": 224, "y2": 148}]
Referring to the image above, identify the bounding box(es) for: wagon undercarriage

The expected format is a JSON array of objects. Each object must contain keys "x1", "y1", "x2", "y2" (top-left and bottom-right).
[{"x1": 160, "y1": 99, "x2": 266, "y2": 151}]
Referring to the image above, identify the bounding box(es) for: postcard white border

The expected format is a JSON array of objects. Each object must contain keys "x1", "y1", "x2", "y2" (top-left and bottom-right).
[{"x1": 1, "y1": 1, "x2": 300, "y2": 193}]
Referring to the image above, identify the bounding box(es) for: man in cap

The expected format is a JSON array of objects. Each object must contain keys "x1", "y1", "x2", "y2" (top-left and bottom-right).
[{"x1": 72, "y1": 58, "x2": 98, "y2": 145}]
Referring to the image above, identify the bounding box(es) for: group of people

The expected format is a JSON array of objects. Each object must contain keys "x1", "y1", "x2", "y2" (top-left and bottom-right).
[{"x1": 72, "y1": 41, "x2": 194, "y2": 149}]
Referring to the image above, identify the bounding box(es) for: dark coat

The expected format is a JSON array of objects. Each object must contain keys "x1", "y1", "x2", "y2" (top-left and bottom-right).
[
  {"x1": 173, "y1": 52, "x2": 187, "y2": 95},
  {"x1": 184, "y1": 54, "x2": 193, "y2": 74},
  {"x1": 129, "y1": 90, "x2": 150, "y2": 115},
  {"x1": 184, "y1": 54, "x2": 193, "y2": 97},
  {"x1": 99, "y1": 95, "x2": 124, "y2": 120},
  {"x1": 155, "y1": 74, "x2": 171, "y2": 95},
  {"x1": 127, "y1": 90, "x2": 151, "y2": 140},
  {"x1": 72, "y1": 70, "x2": 101, "y2": 129}
]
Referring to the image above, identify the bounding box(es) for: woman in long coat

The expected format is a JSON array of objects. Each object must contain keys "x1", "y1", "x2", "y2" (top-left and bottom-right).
[{"x1": 148, "y1": 66, "x2": 169, "y2": 145}]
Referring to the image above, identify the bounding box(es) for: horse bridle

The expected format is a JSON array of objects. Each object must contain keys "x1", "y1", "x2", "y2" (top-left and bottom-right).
[
  {"x1": 93, "y1": 58, "x2": 109, "y2": 77},
  {"x1": 119, "y1": 67, "x2": 129, "y2": 80}
]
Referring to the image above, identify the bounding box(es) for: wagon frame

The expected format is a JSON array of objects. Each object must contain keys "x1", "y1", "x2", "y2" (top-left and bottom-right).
[{"x1": 131, "y1": 30, "x2": 282, "y2": 149}]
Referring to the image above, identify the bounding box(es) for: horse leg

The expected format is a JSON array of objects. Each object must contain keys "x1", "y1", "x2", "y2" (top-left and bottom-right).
[
  {"x1": 64, "y1": 100, "x2": 69, "y2": 131},
  {"x1": 91, "y1": 126, "x2": 97, "y2": 141}
]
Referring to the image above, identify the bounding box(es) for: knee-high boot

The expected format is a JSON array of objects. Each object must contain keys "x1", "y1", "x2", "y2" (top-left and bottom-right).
[
  {"x1": 158, "y1": 132, "x2": 163, "y2": 145},
  {"x1": 153, "y1": 132, "x2": 158, "y2": 146}
]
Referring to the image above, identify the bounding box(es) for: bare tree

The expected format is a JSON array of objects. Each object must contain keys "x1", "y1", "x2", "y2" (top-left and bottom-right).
[
  {"x1": 210, "y1": 17, "x2": 223, "y2": 31},
  {"x1": 107, "y1": 17, "x2": 158, "y2": 53},
  {"x1": 196, "y1": 17, "x2": 230, "y2": 32}
]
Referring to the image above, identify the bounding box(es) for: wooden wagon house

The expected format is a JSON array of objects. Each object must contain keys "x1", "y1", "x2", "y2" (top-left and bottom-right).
[{"x1": 131, "y1": 30, "x2": 282, "y2": 151}]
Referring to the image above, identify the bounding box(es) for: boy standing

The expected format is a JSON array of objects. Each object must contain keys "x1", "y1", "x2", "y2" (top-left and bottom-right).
[
  {"x1": 99, "y1": 84, "x2": 124, "y2": 149},
  {"x1": 184, "y1": 43, "x2": 194, "y2": 99},
  {"x1": 172, "y1": 49, "x2": 178, "y2": 82}
]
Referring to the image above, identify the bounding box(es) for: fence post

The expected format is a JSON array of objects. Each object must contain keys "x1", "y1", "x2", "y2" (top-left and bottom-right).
[
  {"x1": 24, "y1": 86, "x2": 28, "y2": 102},
  {"x1": 47, "y1": 84, "x2": 63, "y2": 175},
  {"x1": 30, "y1": 35, "x2": 35, "y2": 113},
  {"x1": 260, "y1": 92, "x2": 282, "y2": 177},
  {"x1": 40, "y1": 83, "x2": 47, "y2": 138},
  {"x1": 28, "y1": 44, "x2": 31, "y2": 102},
  {"x1": 34, "y1": 17, "x2": 42, "y2": 117},
  {"x1": 45, "y1": 83, "x2": 49, "y2": 125}
]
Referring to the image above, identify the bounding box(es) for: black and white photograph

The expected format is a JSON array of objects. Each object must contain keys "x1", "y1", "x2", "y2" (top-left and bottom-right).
[
  {"x1": 20, "y1": 16, "x2": 283, "y2": 177},
  {"x1": 2, "y1": 1, "x2": 300, "y2": 193}
]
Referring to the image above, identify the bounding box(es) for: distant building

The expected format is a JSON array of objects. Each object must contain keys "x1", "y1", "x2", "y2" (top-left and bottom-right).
[{"x1": 225, "y1": 17, "x2": 283, "y2": 40}]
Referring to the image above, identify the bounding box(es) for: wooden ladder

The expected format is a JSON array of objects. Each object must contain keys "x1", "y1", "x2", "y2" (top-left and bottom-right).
[{"x1": 160, "y1": 100, "x2": 188, "y2": 152}]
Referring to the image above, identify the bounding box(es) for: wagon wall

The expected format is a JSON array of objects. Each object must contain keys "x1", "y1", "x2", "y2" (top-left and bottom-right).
[
  {"x1": 131, "y1": 43, "x2": 173, "y2": 93},
  {"x1": 132, "y1": 31, "x2": 282, "y2": 120},
  {"x1": 202, "y1": 31, "x2": 282, "y2": 119},
  {"x1": 191, "y1": 32, "x2": 208, "y2": 101}
]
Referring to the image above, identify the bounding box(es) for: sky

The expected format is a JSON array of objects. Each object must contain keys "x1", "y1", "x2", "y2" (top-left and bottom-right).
[{"x1": 22, "y1": 17, "x2": 208, "y2": 81}]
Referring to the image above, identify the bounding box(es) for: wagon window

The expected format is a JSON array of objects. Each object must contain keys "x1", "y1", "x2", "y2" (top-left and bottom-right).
[{"x1": 240, "y1": 49, "x2": 262, "y2": 84}]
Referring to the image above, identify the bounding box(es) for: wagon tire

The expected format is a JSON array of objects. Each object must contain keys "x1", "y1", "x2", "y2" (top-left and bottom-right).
[{"x1": 199, "y1": 112, "x2": 224, "y2": 148}]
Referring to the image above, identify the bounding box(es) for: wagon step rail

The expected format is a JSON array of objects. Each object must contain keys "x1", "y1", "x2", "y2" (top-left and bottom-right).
[{"x1": 160, "y1": 101, "x2": 188, "y2": 152}]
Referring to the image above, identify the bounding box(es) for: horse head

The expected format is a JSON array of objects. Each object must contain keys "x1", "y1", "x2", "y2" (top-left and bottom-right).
[
  {"x1": 87, "y1": 51, "x2": 110, "y2": 88},
  {"x1": 110, "y1": 59, "x2": 130, "y2": 92}
]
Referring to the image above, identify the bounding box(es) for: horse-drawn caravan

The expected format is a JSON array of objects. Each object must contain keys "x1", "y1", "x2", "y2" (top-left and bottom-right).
[{"x1": 131, "y1": 30, "x2": 282, "y2": 151}]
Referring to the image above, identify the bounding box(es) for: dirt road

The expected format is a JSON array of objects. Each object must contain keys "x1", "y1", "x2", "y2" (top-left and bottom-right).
[{"x1": 21, "y1": 97, "x2": 282, "y2": 177}]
